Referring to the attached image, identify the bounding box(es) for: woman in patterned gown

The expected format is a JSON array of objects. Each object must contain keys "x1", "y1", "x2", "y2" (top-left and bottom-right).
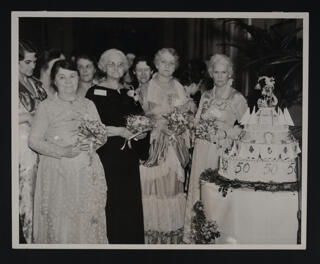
[
  {"x1": 19, "y1": 40, "x2": 47, "y2": 243},
  {"x1": 183, "y1": 54, "x2": 248, "y2": 243},
  {"x1": 30, "y1": 60, "x2": 108, "y2": 244},
  {"x1": 139, "y1": 48, "x2": 195, "y2": 244}
]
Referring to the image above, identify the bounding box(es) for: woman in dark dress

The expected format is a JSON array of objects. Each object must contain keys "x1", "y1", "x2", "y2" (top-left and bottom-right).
[{"x1": 86, "y1": 49, "x2": 149, "y2": 244}]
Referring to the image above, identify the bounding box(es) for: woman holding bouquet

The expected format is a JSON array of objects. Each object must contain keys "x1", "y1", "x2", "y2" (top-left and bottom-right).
[
  {"x1": 19, "y1": 40, "x2": 47, "y2": 243},
  {"x1": 139, "y1": 48, "x2": 195, "y2": 244},
  {"x1": 183, "y1": 54, "x2": 248, "y2": 243},
  {"x1": 86, "y1": 49, "x2": 150, "y2": 244},
  {"x1": 29, "y1": 60, "x2": 108, "y2": 244}
]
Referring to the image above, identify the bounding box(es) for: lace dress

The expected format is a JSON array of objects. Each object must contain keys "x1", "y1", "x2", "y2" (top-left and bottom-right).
[
  {"x1": 19, "y1": 78, "x2": 47, "y2": 243},
  {"x1": 183, "y1": 86, "x2": 247, "y2": 243},
  {"x1": 140, "y1": 77, "x2": 191, "y2": 244},
  {"x1": 30, "y1": 95, "x2": 107, "y2": 244}
]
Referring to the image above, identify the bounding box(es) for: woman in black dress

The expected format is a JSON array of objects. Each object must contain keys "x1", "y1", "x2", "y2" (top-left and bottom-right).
[{"x1": 86, "y1": 49, "x2": 149, "y2": 244}]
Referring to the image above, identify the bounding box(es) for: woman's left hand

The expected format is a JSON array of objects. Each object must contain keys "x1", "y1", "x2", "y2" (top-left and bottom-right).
[{"x1": 134, "y1": 132, "x2": 147, "y2": 140}]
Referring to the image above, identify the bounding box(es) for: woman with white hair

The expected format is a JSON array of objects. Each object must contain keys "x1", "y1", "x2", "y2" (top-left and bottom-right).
[
  {"x1": 183, "y1": 54, "x2": 248, "y2": 243},
  {"x1": 86, "y1": 49, "x2": 150, "y2": 244}
]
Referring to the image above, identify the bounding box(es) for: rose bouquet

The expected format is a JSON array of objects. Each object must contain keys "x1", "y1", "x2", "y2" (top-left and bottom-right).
[{"x1": 78, "y1": 118, "x2": 109, "y2": 164}]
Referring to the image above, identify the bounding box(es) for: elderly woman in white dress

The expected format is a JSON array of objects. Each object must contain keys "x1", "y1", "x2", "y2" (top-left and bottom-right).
[{"x1": 183, "y1": 54, "x2": 248, "y2": 243}]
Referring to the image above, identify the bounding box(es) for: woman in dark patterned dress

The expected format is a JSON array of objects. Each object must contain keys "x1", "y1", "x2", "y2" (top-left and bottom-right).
[{"x1": 18, "y1": 40, "x2": 47, "y2": 243}]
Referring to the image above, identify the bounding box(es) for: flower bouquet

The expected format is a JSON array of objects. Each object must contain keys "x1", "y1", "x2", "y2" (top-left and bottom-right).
[
  {"x1": 162, "y1": 106, "x2": 194, "y2": 139},
  {"x1": 121, "y1": 115, "x2": 154, "y2": 150},
  {"x1": 78, "y1": 118, "x2": 108, "y2": 165},
  {"x1": 193, "y1": 118, "x2": 219, "y2": 142}
]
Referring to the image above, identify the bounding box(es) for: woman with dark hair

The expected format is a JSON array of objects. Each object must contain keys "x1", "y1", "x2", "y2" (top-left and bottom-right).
[
  {"x1": 29, "y1": 59, "x2": 108, "y2": 244},
  {"x1": 76, "y1": 54, "x2": 99, "y2": 97},
  {"x1": 36, "y1": 49, "x2": 65, "y2": 99},
  {"x1": 131, "y1": 55, "x2": 155, "y2": 112},
  {"x1": 19, "y1": 39, "x2": 47, "y2": 243}
]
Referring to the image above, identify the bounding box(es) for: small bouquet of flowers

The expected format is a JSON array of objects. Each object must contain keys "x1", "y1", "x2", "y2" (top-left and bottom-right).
[
  {"x1": 162, "y1": 106, "x2": 194, "y2": 138},
  {"x1": 78, "y1": 118, "x2": 109, "y2": 165},
  {"x1": 126, "y1": 115, "x2": 154, "y2": 135},
  {"x1": 121, "y1": 115, "x2": 154, "y2": 150},
  {"x1": 193, "y1": 118, "x2": 219, "y2": 142}
]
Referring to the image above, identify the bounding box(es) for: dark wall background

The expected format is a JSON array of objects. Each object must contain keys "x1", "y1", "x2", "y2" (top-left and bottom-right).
[{"x1": 19, "y1": 17, "x2": 302, "y2": 99}]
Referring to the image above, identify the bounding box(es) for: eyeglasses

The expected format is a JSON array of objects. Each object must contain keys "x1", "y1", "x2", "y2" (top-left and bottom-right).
[{"x1": 106, "y1": 62, "x2": 125, "y2": 69}]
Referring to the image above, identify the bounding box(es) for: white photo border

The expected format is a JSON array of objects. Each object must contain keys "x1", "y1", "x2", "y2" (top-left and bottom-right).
[{"x1": 12, "y1": 11, "x2": 309, "y2": 250}]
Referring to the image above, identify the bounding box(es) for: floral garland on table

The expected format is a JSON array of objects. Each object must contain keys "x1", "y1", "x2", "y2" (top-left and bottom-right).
[
  {"x1": 200, "y1": 169, "x2": 299, "y2": 197},
  {"x1": 190, "y1": 201, "x2": 220, "y2": 244},
  {"x1": 145, "y1": 228, "x2": 184, "y2": 244}
]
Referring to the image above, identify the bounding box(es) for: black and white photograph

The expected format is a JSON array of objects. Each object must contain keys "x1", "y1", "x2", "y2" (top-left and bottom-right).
[{"x1": 11, "y1": 12, "x2": 308, "y2": 250}]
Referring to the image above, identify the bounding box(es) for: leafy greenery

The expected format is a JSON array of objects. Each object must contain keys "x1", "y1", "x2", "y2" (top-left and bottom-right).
[{"x1": 218, "y1": 19, "x2": 302, "y2": 107}]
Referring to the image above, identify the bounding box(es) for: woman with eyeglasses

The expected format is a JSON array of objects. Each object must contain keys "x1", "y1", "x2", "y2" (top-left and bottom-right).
[{"x1": 86, "y1": 49, "x2": 150, "y2": 244}]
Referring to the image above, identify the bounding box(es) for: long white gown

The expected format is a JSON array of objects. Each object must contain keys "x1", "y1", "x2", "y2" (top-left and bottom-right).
[{"x1": 139, "y1": 77, "x2": 191, "y2": 244}]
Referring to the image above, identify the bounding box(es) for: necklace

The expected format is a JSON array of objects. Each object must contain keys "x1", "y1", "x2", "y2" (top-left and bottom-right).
[{"x1": 57, "y1": 94, "x2": 77, "y2": 104}]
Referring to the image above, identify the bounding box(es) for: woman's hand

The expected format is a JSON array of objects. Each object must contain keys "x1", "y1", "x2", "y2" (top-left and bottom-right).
[
  {"x1": 134, "y1": 132, "x2": 147, "y2": 140},
  {"x1": 62, "y1": 143, "x2": 82, "y2": 158},
  {"x1": 77, "y1": 138, "x2": 92, "y2": 151},
  {"x1": 119, "y1": 127, "x2": 134, "y2": 139}
]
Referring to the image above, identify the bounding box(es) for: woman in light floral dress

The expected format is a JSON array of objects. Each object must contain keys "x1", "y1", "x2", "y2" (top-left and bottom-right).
[
  {"x1": 183, "y1": 54, "x2": 247, "y2": 243},
  {"x1": 30, "y1": 60, "x2": 108, "y2": 244}
]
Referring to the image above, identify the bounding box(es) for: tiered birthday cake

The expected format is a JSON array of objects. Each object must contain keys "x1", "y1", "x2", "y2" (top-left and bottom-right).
[
  {"x1": 218, "y1": 76, "x2": 301, "y2": 182},
  {"x1": 200, "y1": 77, "x2": 301, "y2": 244}
]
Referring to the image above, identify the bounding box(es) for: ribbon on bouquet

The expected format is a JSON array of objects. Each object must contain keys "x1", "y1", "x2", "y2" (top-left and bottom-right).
[{"x1": 120, "y1": 129, "x2": 151, "y2": 150}]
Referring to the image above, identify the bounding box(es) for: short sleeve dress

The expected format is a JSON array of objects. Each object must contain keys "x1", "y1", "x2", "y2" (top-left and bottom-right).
[{"x1": 31, "y1": 95, "x2": 107, "y2": 244}]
